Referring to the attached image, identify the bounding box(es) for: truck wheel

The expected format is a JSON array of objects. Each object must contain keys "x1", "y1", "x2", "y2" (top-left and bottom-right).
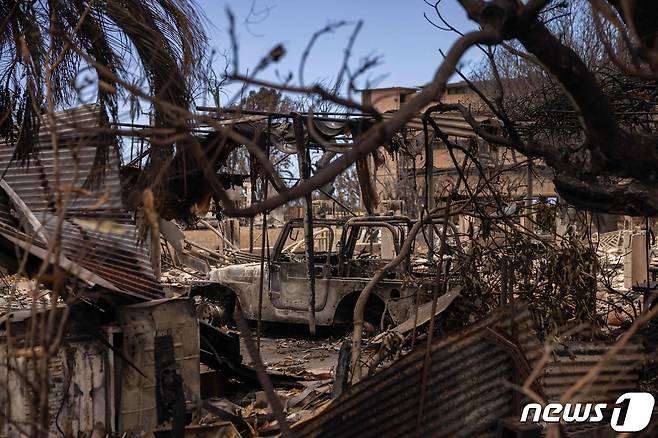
[{"x1": 194, "y1": 291, "x2": 236, "y2": 327}]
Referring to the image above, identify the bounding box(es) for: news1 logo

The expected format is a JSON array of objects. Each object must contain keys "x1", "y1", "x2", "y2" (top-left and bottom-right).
[{"x1": 520, "y1": 392, "x2": 655, "y2": 432}]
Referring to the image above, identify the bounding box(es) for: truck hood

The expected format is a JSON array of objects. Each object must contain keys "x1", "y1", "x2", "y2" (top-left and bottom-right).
[{"x1": 207, "y1": 263, "x2": 263, "y2": 284}]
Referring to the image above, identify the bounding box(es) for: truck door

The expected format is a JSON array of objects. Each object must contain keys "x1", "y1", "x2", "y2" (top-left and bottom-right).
[{"x1": 269, "y1": 224, "x2": 335, "y2": 311}]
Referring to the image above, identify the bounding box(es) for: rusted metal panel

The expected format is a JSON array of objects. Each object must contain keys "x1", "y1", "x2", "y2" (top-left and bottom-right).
[
  {"x1": 118, "y1": 298, "x2": 200, "y2": 433},
  {"x1": 0, "y1": 105, "x2": 161, "y2": 300},
  {"x1": 292, "y1": 303, "x2": 537, "y2": 438}
]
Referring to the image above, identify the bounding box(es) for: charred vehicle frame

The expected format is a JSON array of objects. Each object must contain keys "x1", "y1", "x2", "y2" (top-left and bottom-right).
[{"x1": 195, "y1": 215, "x2": 459, "y2": 329}]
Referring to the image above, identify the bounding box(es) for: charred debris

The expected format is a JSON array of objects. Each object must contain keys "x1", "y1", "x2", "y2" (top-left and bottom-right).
[{"x1": 0, "y1": 104, "x2": 656, "y2": 437}]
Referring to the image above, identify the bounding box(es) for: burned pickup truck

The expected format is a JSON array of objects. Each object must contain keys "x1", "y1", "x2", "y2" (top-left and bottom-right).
[{"x1": 199, "y1": 215, "x2": 459, "y2": 329}]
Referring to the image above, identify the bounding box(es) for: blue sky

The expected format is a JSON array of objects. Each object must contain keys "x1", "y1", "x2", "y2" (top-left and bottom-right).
[{"x1": 196, "y1": 0, "x2": 482, "y2": 100}]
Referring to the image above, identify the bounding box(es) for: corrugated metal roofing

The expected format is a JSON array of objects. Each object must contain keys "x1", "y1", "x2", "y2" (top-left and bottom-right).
[
  {"x1": 293, "y1": 303, "x2": 538, "y2": 438},
  {"x1": 539, "y1": 341, "x2": 646, "y2": 403},
  {"x1": 293, "y1": 303, "x2": 648, "y2": 438},
  {"x1": 388, "y1": 112, "x2": 493, "y2": 139},
  {"x1": 0, "y1": 105, "x2": 161, "y2": 300}
]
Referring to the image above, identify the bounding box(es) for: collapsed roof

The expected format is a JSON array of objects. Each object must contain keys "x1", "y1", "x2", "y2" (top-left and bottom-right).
[{"x1": 0, "y1": 105, "x2": 161, "y2": 302}]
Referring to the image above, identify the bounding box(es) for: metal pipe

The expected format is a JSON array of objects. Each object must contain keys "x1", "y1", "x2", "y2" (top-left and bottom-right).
[
  {"x1": 257, "y1": 117, "x2": 271, "y2": 350},
  {"x1": 423, "y1": 116, "x2": 435, "y2": 261},
  {"x1": 198, "y1": 218, "x2": 239, "y2": 252},
  {"x1": 249, "y1": 173, "x2": 257, "y2": 254},
  {"x1": 293, "y1": 112, "x2": 317, "y2": 335}
]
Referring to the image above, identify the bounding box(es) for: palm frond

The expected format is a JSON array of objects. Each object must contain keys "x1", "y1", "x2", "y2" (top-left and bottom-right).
[{"x1": 0, "y1": 0, "x2": 208, "y2": 196}]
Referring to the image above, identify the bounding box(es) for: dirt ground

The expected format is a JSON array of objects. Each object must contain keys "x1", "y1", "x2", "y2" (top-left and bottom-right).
[{"x1": 241, "y1": 323, "x2": 347, "y2": 377}]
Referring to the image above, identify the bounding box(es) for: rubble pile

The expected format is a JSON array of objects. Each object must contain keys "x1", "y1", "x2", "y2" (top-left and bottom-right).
[
  {"x1": 0, "y1": 275, "x2": 52, "y2": 313},
  {"x1": 0, "y1": 107, "x2": 655, "y2": 437}
]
